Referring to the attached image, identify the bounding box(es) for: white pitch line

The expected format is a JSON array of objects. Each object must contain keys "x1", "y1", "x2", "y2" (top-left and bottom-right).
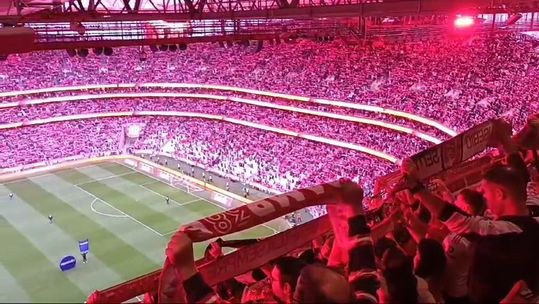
[
  {"x1": 0, "y1": 163, "x2": 128, "y2": 186},
  {"x1": 138, "y1": 184, "x2": 183, "y2": 207},
  {"x1": 140, "y1": 180, "x2": 160, "y2": 187},
  {"x1": 122, "y1": 163, "x2": 279, "y2": 235},
  {"x1": 0, "y1": 172, "x2": 55, "y2": 185},
  {"x1": 90, "y1": 198, "x2": 129, "y2": 218},
  {"x1": 162, "y1": 229, "x2": 179, "y2": 236},
  {"x1": 180, "y1": 198, "x2": 207, "y2": 206},
  {"x1": 75, "y1": 184, "x2": 165, "y2": 237},
  {"x1": 75, "y1": 171, "x2": 138, "y2": 186},
  {"x1": 139, "y1": 183, "x2": 205, "y2": 207}
]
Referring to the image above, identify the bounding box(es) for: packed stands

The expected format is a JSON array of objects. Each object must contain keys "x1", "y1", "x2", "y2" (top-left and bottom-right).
[
  {"x1": 0, "y1": 97, "x2": 431, "y2": 157},
  {"x1": 2, "y1": 30, "x2": 539, "y2": 304},
  {"x1": 87, "y1": 114, "x2": 539, "y2": 304},
  {"x1": 0, "y1": 85, "x2": 454, "y2": 139},
  {"x1": 0, "y1": 32, "x2": 537, "y2": 133},
  {"x1": 0, "y1": 116, "x2": 394, "y2": 192}
]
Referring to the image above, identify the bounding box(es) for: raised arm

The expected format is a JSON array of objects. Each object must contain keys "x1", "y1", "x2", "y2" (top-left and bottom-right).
[
  {"x1": 161, "y1": 232, "x2": 218, "y2": 303},
  {"x1": 396, "y1": 160, "x2": 523, "y2": 236},
  {"x1": 338, "y1": 182, "x2": 380, "y2": 304},
  {"x1": 400, "y1": 205, "x2": 429, "y2": 244}
]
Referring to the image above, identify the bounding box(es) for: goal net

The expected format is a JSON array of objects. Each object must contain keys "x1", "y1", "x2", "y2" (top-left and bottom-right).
[{"x1": 170, "y1": 175, "x2": 204, "y2": 194}]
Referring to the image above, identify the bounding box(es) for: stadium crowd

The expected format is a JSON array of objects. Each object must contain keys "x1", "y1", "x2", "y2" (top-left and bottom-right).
[
  {"x1": 0, "y1": 116, "x2": 393, "y2": 192},
  {"x1": 152, "y1": 116, "x2": 539, "y2": 304},
  {"x1": 1, "y1": 29, "x2": 539, "y2": 304},
  {"x1": 0, "y1": 97, "x2": 429, "y2": 159},
  {"x1": 0, "y1": 31, "x2": 538, "y2": 134},
  {"x1": 0, "y1": 118, "x2": 123, "y2": 168},
  {"x1": 0, "y1": 86, "x2": 451, "y2": 139},
  {"x1": 132, "y1": 117, "x2": 394, "y2": 191},
  {"x1": 1, "y1": 32, "x2": 537, "y2": 187}
]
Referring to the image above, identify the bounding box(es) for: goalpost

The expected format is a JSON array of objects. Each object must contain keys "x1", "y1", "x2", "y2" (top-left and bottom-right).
[{"x1": 170, "y1": 175, "x2": 204, "y2": 194}]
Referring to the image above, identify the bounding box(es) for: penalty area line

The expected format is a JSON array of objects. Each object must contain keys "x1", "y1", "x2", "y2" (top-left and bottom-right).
[
  {"x1": 75, "y1": 171, "x2": 138, "y2": 186},
  {"x1": 75, "y1": 185, "x2": 165, "y2": 237},
  {"x1": 90, "y1": 198, "x2": 128, "y2": 218},
  {"x1": 120, "y1": 162, "x2": 279, "y2": 236},
  {"x1": 138, "y1": 184, "x2": 184, "y2": 207}
]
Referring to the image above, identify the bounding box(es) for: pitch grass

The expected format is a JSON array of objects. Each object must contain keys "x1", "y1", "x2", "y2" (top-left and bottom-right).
[{"x1": 0, "y1": 162, "x2": 277, "y2": 303}]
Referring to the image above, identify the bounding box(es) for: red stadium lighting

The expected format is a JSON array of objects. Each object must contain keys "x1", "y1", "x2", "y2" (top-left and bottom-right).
[{"x1": 454, "y1": 15, "x2": 475, "y2": 28}]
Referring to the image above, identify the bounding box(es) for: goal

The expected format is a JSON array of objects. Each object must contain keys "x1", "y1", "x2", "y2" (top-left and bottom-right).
[{"x1": 170, "y1": 175, "x2": 204, "y2": 194}]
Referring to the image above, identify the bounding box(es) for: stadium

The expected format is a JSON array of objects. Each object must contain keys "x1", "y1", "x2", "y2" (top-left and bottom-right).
[{"x1": 1, "y1": 0, "x2": 539, "y2": 303}]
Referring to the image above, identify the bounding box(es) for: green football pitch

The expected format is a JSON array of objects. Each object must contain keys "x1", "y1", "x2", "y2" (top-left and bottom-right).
[{"x1": 0, "y1": 162, "x2": 279, "y2": 303}]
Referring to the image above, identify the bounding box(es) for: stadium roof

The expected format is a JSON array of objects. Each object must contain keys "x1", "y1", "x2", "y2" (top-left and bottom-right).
[
  {"x1": 0, "y1": 0, "x2": 66, "y2": 16},
  {"x1": 1, "y1": 0, "x2": 538, "y2": 56},
  {"x1": 3, "y1": 0, "x2": 539, "y2": 23}
]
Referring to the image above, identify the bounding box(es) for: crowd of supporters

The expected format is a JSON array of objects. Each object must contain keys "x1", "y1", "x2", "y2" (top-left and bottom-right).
[
  {"x1": 134, "y1": 117, "x2": 395, "y2": 191},
  {"x1": 0, "y1": 31, "x2": 538, "y2": 187},
  {"x1": 1, "y1": 29, "x2": 539, "y2": 304},
  {"x1": 0, "y1": 118, "x2": 122, "y2": 168},
  {"x1": 156, "y1": 116, "x2": 539, "y2": 304},
  {"x1": 1, "y1": 31, "x2": 538, "y2": 133},
  {"x1": 0, "y1": 116, "x2": 392, "y2": 192},
  {"x1": 0, "y1": 86, "x2": 452, "y2": 139},
  {"x1": 0, "y1": 97, "x2": 430, "y2": 159}
]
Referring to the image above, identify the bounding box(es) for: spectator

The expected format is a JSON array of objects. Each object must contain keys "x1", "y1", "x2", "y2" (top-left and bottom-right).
[
  {"x1": 270, "y1": 257, "x2": 306, "y2": 303},
  {"x1": 454, "y1": 189, "x2": 487, "y2": 216},
  {"x1": 414, "y1": 238, "x2": 447, "y2": 302},
  {"x1": 398, "y1": 162, "x2": 539, "y2": 303}
]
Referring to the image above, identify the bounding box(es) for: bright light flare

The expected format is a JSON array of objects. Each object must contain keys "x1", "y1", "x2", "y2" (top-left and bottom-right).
[{"x1": 454, "y1": 15, "x2": 475, "y2": 28}]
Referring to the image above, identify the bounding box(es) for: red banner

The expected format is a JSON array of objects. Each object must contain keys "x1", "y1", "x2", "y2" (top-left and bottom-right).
[
  {"x1": 87, "y1": 216, "x2": 332, "y2": 304},
  {"x1": 154, "y1": 180, "x2": 351, "y2": 303},
  {"x1": 180, "y1": 180, "x2": 345, "y2": 242},
  {"x1": 200, "y1": 215, "x2": 331, "y2": 286}
]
